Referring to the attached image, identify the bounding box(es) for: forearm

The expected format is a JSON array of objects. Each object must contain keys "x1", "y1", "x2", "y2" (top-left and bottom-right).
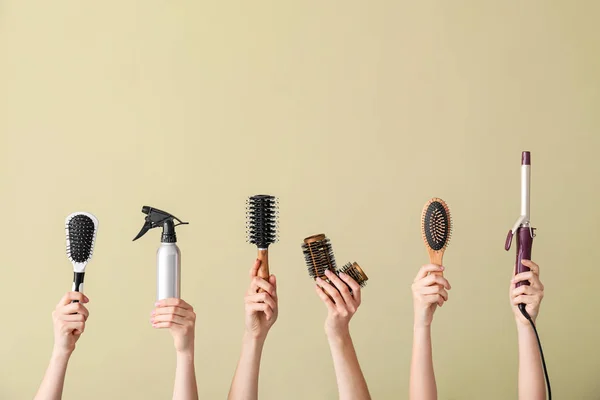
[
  {"x1": 227, "y1": 333, "x2": 265, "y2": 400},
  {"x1": 34, "y1": 349, "x2": 71, "y2": 400},
  {"x1": 517, "y1": 324, "x2": 545, "y2": 400},
  {"x1": 327, "y1": 331, "x2": 371, "y2": 400},
  {"x1": 173, "y1": 349, "x2": 198, "y2": 400},
  {"x1": 410, "y1": 325, "x2": 437, "y2": 400}
]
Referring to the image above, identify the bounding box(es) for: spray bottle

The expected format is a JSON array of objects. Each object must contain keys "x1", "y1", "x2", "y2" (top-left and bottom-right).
[{"x1": 133, "y1": 206, "x2": 189, "y2": 300}]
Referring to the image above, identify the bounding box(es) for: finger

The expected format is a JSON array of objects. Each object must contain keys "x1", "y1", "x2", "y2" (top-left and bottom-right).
[
  {"x1": 511, "y1": 285, "x2": 534, "y2": 297},
  {"x1": 155, "y1": 298, "x2": 193, "y2": 310},
  {"x1": 512, "y1": 295, "x2": 535, "y2": 306},
  {"x1": 512, "y1": 271, "x2": 536, "y2": 286},
  {"x1": 421, "y1": 274, "x2": 451, "y2": 290},
  {"x1": 245, "y1": 302, "x2": 273, "y2": 319},
  {"x1": 268, "y1": 275, "x2": 277, "y2": 298},
  {"x1": 152, "y1": 314, "x2": 187, "y2": 326},
  {"x1": 152, "y1": 321, "x2": 177, "y2": 329},
  {"x1": 422, "y1": 294, "x2": 444, "y2": 307},
  {"x1": 315, "y1": 285, "x2": 337, "y2": 314},
  {"x1": 249, "y1": 259, "x2": 261, "y2": 279},
  {"x1": 57, "y1": 292, "x2": 88, "y2": 306},
  {"x1": 59, "y1": 303, "x2": 89, "y2": 319},
  {"x1": 249, "y1": 276, "x2": 275, "y2": 296},
  {"x1": 245, "y1": 292, "x2": 277, "y2": 311},
  {"x1": 152, "y1": 306, "x2": 193, "y2": 319},
  {"x1": 521, "y1": 260, "x2": 539, "y2": 276},
  {"x1": 421, "y1": 286, "x2": 449, "y2": 301},
  {"x1": 339, "y1": 272, "x2": 361, "y2": 305},
  {"x1": 63, "y1": 321, "x2": 85, "y2": 334},
  {"x1": 324, "y1": 270, "x2": 354, "y2": 307},
  {"x1": 60, "y1": 313, "x2": 87, "y2": 322},
  {"x1": 414, "y1": 264, "x2": 445, "y2": 282},
  {"x1": 316, "y1": 277, "x2": 345, "y2": 308}
]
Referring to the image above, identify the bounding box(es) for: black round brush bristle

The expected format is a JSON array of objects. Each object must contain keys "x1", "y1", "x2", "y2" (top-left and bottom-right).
[
  {"x1": 338, "y1": 262, "x2": 368, "y2": 287},
  {"x1": 423, "y1": 200, "x2": 451, "y2": 251},
  {"x1": 67, "y1": 215, "x2": 96, "y2": 263},
  {"x1": 246, "y1": 195, "x2": 278, "y2": 248},
  {"x1": 302, "y1": 235, "x2": 336, "y2": 279}
]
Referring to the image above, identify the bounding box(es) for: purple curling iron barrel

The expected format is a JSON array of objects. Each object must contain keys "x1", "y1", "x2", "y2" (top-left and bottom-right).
[{"x1": 505, "y1": 151, "x2": 551, "y2": 399}]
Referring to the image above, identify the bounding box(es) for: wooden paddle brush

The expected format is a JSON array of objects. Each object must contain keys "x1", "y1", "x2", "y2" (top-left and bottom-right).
[{"x1": 421, "y1": 197, "x2": 452, "y2": 275}]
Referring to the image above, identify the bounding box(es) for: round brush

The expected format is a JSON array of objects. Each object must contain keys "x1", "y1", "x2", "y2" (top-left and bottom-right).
[
  {"x1": 246, "y1": 195, "x2": 279, "y2": 285},
  {"x1": 302, "y1": 234, "x2": 337, "y2": 280},
  {"x1": 65, "y1": 212, "x2": 99, "y2": 302},
  {"x1": 421, "y1": 198, "x2": 452, "y2": 274},
  {"x1": 338, "y1": 262, "x2": 369, "y2": 288}
]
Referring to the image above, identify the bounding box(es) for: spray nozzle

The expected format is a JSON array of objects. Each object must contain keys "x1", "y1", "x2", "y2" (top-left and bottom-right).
[{"x1": 133, "y1": 206, "x2": 188, "y2": 243}]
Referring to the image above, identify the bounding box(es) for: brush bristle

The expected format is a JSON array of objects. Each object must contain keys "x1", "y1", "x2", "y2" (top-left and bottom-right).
[
  {"x1": 338, "y1": 262, "x2": 368, "y2": 287},
  {"x1": 302, "y1": 234, "x2": 336, "y2": 279},
  {"x1": 421, "y1": 198, "x2": 452, "y2": 251},
  {"x1": 246, "y1": 195, "x2": 278, "y2": 248},
  {"x1": 66, "y1": 214, "x2": 97, "y2": 263}
]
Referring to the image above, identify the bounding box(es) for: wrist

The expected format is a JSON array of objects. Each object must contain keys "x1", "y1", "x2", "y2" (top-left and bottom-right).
[
  {"x1": 51, "y1": 347, "x2": 73, "y2": 361},
  {"x1": 413, "y1": 322, "x2": 432, "y2": 333},
  {"x1": 243, "y1": 332, "x2": 266, "y2": 347},
  {"x1": 326, "y1": 328, "x2": 351, "y2": 344},
  {"x1": 176, "y1": 347, "x2": 195, "y2": 361}
]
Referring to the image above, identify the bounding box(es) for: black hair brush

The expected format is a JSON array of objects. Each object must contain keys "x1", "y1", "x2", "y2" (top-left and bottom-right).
[
  {"x1": 66, "y1": 212, "x2": 99, "y2": 302},
  {"x1": 246, "y1": 195, "x2": 279, "y2": 284}
]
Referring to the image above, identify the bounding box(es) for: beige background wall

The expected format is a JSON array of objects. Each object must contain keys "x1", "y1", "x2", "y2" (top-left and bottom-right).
[{"x1": 1, "y1": 1, "x2": 599, "y2": 399}]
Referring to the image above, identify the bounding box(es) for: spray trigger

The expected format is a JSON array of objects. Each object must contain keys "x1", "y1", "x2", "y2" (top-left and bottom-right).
[{"x1": 132, "y1": 206, "x2": 188, "y2": 242}]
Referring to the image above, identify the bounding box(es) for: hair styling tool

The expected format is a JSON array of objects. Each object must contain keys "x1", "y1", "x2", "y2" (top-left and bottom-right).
[
  {"x1": 505, "y1": 151, "x2": 551, "y2": 399},
  {"x1": 421, "y1": 198, "x2": 452, "y2": 274},
  {"x1": 337, "y1": 262, "x2": 368, "y2": 288},
  {"x1": 302, "y1": 234, "x2": 337, "y2": 280},
  {"x1": 66, "y1": 212, "x2": 99, "y2": 303},
  {"x1": 133, "y1": 206, "x2": 188, "y2": 300},
  {"x1": 302, "y1": 234, "x2": 368, "y2": 290},
  {"x1": 246, "y1": 195, "x2": 279, "y2": 289}
]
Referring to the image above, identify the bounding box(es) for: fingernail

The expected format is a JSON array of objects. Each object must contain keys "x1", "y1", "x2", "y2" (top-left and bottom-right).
[
  {"x1": 154, "y1": 302, "x2": 160, "y2": 307},
  {"x1": 151, "y1": 311, "x2": 155, "y2": 316},
  {"x1": 150, "y1": 318, "x2": 154, "y2": 323},
  {"x1": 339, "y1": 272, "x2": 347, "y2": 277},
  {"x1": 324, "y1": 269, "x2": 331, "y2": 276},
  {"x1": 440, "y1": 266, "x2": 445, "y2": 270}
]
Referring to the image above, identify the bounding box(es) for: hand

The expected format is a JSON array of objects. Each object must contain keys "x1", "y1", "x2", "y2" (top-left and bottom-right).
[
  {"x1": 52, "y1": 292, "x2": 89, "y2": 355},
  {"x1": 411, "y1": 264, "x2": 451, "y2": 328},
  {"x1": 510, "y1": 260, "x2": 544, "y2": 325},
  {"x1": 151, "y1": 298, "x2": 196, "y2": 354},
  {"x1": 244, "y1": 259, "x2": 278, "y2": 340},
  {"x1": 315, "y1": 269, "x2": 362, "y2": 339}
]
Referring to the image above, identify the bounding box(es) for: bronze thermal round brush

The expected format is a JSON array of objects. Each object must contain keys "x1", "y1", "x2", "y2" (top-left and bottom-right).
[
  {"x1": 246, "y1": 195, "x2": 279, "y2": 283},
  {"x1": 421, "y1": 198, "x2": 452, "y2": 275},
  {"x1": 338, "y1": 262, "x2": 369, "y2": 288},
  {"x1": 302, "y1": 234, "x2": 336, "y2": 280}
]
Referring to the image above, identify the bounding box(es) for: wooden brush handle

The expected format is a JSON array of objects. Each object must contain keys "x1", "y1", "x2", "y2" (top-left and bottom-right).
[
  {"x1": 257, "y1": 249, "x2": 270, "y2": 292},
  {"x1": 427, "y1": 249, "x2": 445, "y2": 276}
]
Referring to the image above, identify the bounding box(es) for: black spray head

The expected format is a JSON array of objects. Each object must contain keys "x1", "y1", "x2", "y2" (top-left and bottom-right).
[{"x1": 133, "y1": 206, "x2": 188, "y2": 243}]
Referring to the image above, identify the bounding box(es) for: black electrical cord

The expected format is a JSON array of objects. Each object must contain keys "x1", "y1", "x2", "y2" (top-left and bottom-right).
[{"x1": 519, "y1": 304, "x2": 551, "y2": 400}]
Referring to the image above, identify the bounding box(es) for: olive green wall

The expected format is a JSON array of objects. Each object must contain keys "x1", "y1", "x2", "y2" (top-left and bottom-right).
[{"x1": 0, "y1": 1, "x2": 598, "y2": 399}]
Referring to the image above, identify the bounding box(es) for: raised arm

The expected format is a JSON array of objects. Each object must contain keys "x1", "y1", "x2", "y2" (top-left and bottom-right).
[
  {"x1": 228, "y1": 259, "x2": 278, "y2": 400},
  {"x1": 314, "y1": 269, "x2": 370, "y2": 400},
  {"x1": 409, "y1": 264, "x2": 451, "y2": 400},
  {"x1": 510, "y1": 260, "x2": 546, "y2": 400},
  {"x1": 151, "y1": 298, "x2": 198, "y2": 400},
  {"x1": 34, "y1": 292, "x2": 89, "y2": 400}
]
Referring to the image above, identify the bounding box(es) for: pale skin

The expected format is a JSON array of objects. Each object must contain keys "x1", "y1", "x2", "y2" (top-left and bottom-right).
[
  {"x1": 409, "y1": 264, "x2": 451, "y2": 400},
  {"x1": 315, "y1": 269, "x2": 371, "y2": 400},
  {"x1": 510, "y1": 260, "x2": 546, "y2": 400},
  {"x1": 151, "y1": 298, "x2": 198, "y2": 400},
  {"x1": 228, "y1": 259, "x2": 278, "y2": 400},
  {"x1": 34, "y1": 291, "x2": 90, "y2": 400}
]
